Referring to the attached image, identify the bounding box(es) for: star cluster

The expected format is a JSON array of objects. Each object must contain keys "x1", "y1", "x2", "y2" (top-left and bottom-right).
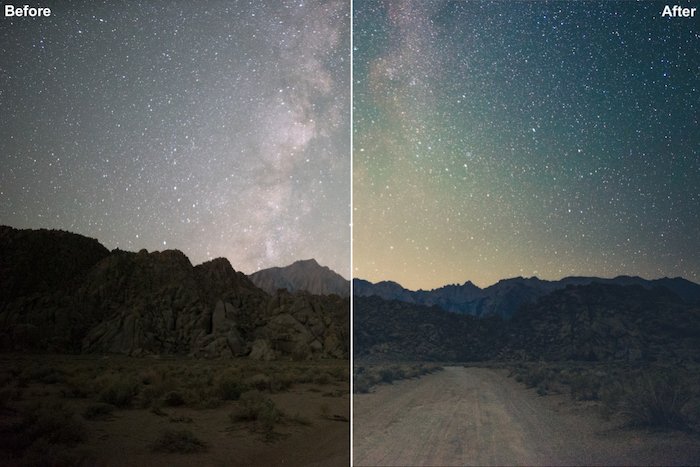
[
  {"x1": 0, "y1": 1, "x2": 350, "y2": 276},
  {"x1": 354, "y1": 0, "x2": 699, "y2": 289}
]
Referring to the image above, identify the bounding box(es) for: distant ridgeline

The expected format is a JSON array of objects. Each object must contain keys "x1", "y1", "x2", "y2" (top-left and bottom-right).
[
  {"x1": 354, "y1": 276, "x2": 700, "y2": 362},
  {"x1": 354, "y1": 275, "x2": 700, "y2": 319},
  {"x1": 0, "y1": 225, "x2": 348, "y2": 359}
]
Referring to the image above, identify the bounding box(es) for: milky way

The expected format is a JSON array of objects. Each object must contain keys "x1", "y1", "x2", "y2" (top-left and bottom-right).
[
  {"x1": 0, "y1": 1, "x2": 350, "y2": 276},
  {"x1": 354, "y1": 0, "x2": 699, "y2": 289}
]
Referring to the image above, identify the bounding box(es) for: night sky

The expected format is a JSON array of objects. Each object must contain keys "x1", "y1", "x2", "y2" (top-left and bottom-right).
[
  {"x1": 0, "y1": 1, "x2": 350, "y2": 277},
  {"x1": 354, "y1": 0, "x2": 699, "y2": 290}
]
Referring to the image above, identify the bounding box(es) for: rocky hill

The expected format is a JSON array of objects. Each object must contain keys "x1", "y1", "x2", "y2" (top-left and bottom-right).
[
  {"x1": 354, "y1": 275, "x2": 700, "y2": 318},
  {"x1": 354, "y1": 283, "x2": 700, "y2": 363},
  {"x1": 353, "y1": 295, "x2": 503, "y2": 361},
  {"x1": 250, "y1": 259, "x2": 349, "y2": 296},
  {"x1": 0, "y1": 226, "x2": 348, "y2": 360},
  {"x1": 504, "y1": 283, "x2": 700, "y2": 362}
]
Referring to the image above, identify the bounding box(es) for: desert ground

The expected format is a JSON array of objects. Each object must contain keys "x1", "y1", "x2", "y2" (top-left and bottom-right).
[
  {"x1": 0, "y1": 354, "x2": 349, "y2": 466},
  {"x1": 354, "y1": 366, "x2": 700, "y2": 466}
]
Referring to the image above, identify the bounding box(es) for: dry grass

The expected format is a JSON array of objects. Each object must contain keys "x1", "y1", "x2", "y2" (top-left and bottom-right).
[
  {"x1": 0, "y1": 353, "x2": 349, "y2": 463},
  {"x1": 505, "y1": 361, "x2": 700, "y2": 431},
  {"x1": 354, "y1": 362, "x2": 443, "y2": 393},
  {"x1": 151, "y1": 429, "x2": 207, "y2": 453}
]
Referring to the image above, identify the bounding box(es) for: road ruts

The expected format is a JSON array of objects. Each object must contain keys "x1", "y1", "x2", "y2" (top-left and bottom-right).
[{"x1": 353, "y1": 366, "x2": 700, "y2": 466}]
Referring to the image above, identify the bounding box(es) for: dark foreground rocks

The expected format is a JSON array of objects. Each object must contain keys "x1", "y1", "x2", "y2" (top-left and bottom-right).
[{"x1": 0, "y1": 226, "x2": 348, "y2": 359}]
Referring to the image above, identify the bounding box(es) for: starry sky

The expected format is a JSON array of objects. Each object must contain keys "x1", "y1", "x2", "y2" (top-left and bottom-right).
[
  {"x1": 0, "y1": 0, "x2": 350, "y2": 277},
  {"x1": 354, "y1": 0, "x2": 699, "y2": 290}
]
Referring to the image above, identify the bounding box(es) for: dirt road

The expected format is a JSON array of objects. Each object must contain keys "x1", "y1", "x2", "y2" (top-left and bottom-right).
[{"x1": 353, "y1": 366, "x2": 700, "y2": 466}]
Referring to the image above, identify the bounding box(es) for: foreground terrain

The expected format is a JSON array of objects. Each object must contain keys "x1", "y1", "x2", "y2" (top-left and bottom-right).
[
  {"x1": 0, "y1": 355, "x2": 349, "y2": 466},
  {"x1": 354, "y1": 366, "x2": 700, "y2": 466}
]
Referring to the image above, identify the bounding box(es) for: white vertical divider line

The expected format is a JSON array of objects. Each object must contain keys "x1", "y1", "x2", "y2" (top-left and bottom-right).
[{"x1": 349, "y1": 0, "x2": 355, "y2": 464}]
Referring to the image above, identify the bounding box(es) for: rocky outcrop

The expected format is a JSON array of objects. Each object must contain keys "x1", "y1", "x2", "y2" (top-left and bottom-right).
[
  {"x1": 504, "y1": 283, "x2": 700, "y2": 363},
  {"x1": 0, "y1": 226, "x2": 348, "y2": 359},
  {"x1": 355, "y1": 284, "x2": 700, "y2": 363},
  {"x1": 262, "y1": 290, "x2": 349, "y2": 359},
  {"x1": 0, "y1": 225, "x2": 109, "y2": 303},
  {"x1": 353, "y1": 296, "x2": 503, "y2": 361}
]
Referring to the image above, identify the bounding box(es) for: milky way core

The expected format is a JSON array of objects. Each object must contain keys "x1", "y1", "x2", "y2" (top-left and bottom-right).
[{"x1": 1, "y1": 1, "x2": 350, "y2": 276}]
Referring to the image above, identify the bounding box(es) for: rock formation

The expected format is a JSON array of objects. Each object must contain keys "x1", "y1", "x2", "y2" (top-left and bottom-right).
[
  {"x1": 355, "y1": 283, "x2": 700, "y2": 363},
  {"x1": 0, "y1": 226, "x2": 348, "y2": 359}
]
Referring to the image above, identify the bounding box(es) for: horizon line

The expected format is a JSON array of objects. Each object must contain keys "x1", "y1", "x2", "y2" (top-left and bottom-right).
[{"x1": 353, "y1": 273, "x2": 699, "y2": 292}]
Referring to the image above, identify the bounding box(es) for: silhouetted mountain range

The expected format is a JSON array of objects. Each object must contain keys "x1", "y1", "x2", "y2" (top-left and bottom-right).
[
  {"x1": 250, "y1": 259, "x2": 349, "y2": 296},
  {"x1": 354, "y1": 275, "x2": 700, "y2": 318},
  {"x1": 0, "y1": 226, "x2": 348, "y2": 359}
]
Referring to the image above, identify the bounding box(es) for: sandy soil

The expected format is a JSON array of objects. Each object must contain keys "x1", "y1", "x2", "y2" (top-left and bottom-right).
[
  {"x1": 86, "y1": 383, "x2": 349, "y2": 467},
  {"x1": 353, "y1": 366, "x2": 700, "y2": 466}
]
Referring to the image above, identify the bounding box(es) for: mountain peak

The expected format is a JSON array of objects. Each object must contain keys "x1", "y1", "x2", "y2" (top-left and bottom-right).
[
  {"x1": 250, "y1": 259, "x2": 349, "y2": 296},
  {"x1": 291, "y1": 258, "x2": 322, "y2": 268}
]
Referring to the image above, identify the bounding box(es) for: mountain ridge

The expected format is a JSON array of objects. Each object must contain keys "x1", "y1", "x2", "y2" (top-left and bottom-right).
[
  {"x1": 0, "y1": 225, "x2": 348, "y2": 360},
  {"x1": 354, "y1": 274, "x2": 700, "y2": 318}
]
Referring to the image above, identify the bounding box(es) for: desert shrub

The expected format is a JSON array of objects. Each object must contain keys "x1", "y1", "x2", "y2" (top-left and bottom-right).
[
  {"x1": 331, "y1": 366, "x2": 350, "y2": 382},
  {"x1": 420, "y1": 364, "x2": 443, "y2": 375},
  {"x1": 404, "y1": 366, "x2": 421, "y2": 379},
  {"x1": 151, "y1": 429, "x2": 207, "y2": 453},
  {"x1": 392, "y1": 367, "x2": 406, "y2": 380},
  {"x1": 219, "y1": 376, "x2": 246, "y2": 401},
  {"x1": 569, "y1": 373, "x2": 602, "y2": 401},
  {"x1": 298, "y1": 368, "x2": 319, "y2": 384},
  {"x1": 61, "y1": 376, "x2": 93, "y2": 399},
  {"x1": 169, "y1": 415, "x2": 193, "y2": 424},
  {"x1": 353, "y1": 377, "x2": 372, "y2": 394},
  {"x1": 0, "y1": 403, "x2": 86, "y2": 455},
  {"x1": 25, "y1": 404, "x2": 86, "y2": 446},
  {"x1": 353, "y1": 364, "x2": 442, "y2": 394},
  {"x1": 313, "y1": 372, "x2": 331, "y2": 385},
  {"x1": 139, "y1": 385, "x2": 166, "y2": 409},
  {"x1": 354, "y1": 377, "x2": 372, "y2": 394},
  {"x1": 322, "y1": 389, "x2": 344, "y2": 397},
  {"x1": 379, "y1": 369, "x2": 395, "y2": 384},
  {"x1": 18, "y1": 438, "x2": 92, "y2": 467},
  {"x1": 150, "y1": 406, "x2": 167, "y2": 417},
  {"x1": 99, "y1": 378, "x2": 139, "y2": 408},
  {"x1": 258, "y1": 399, "x2": 282, "y2": 438},
  {"x1": 140, "y1": 369, "x2": 163, "y2": 386},
  {"x1": 292, "y1": 346, "x2": 310, "y2": 361},
  {"x1": 247, "y1": 374, "x2": 272, "y2": 392},
  {"x1": 269, "y1": 373, "x2": 294, "y2": 392},
  {"x1": 163, "y1": 391, "x2": 186, "y2": 407},
  {"x1": 522, "y1": 366, "x2": 548, "y2": 388},
  {"x1": 231, "y1": 390, "x2": 271, "y2": 422},
  {"x1": 194, "y1": 395, "x2": 223, "y2": 409},
  {"x1": 82, "y1": 403, "x2": 115, "y2": 421},
  {"x1": 617, "y1": 371, "x2": 691, "y2": 430},
  {"x1": 230, "y1": 390, "x2": 283, "y2": 440},
  {"x1": 25, "y1": 366, "x2": 65, "y2": 385}
]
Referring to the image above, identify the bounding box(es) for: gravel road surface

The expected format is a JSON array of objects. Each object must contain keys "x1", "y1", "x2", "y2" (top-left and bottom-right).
[{"x1": 353, "y1": 366, "x2": 700, "y2": 466}]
